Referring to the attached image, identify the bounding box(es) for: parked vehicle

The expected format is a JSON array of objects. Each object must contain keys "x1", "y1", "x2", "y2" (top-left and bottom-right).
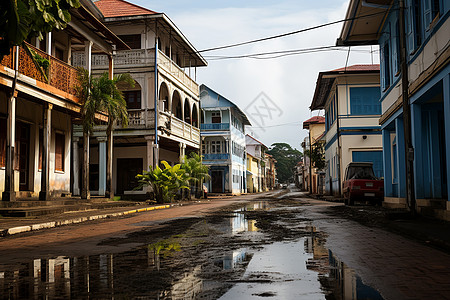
[{"x1": 342, "y1": 162, "x2": 383, "y2": 205}]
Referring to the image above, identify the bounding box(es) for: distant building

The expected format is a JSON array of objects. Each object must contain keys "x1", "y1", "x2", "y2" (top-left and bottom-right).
[
  {"x1": 200, "y1": 85, "x2": 250, "y2": 194},
  {"x1": 246, "y1": 135, "x2": 268, "y2": 193},
  {"x1": 302, "y1": 116, "x2": 325, "y2": 194},
  {"x1": 338, "y1": 0, "x2": 449, "y2": 217},
  {"x1": 310, "y1": 65, "x2": 382, "y2": 197}
]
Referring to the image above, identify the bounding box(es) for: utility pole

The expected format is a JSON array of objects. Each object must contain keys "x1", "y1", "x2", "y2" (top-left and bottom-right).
[{"x1": 399, "y1": 0, "x2": 416, "y2": 215}]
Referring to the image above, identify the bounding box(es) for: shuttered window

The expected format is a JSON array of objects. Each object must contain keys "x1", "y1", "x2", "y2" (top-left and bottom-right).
[
  {"x1": 55, "y1": 133, "x2": 65, "y2": 172},
  {"x1": 350, "y1": 87, "x2": 381, "y2": 116}
]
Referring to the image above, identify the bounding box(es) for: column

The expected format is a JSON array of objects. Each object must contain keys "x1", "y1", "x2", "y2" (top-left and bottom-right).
[
  {"x1": 411, "y1": 103, "x2": 423, "y2": 199},
  {"x1": 443, "y1": 74, "x2": 450, "y2": 204},
  {"x1": 108, "y1": 54, "x2": 114, "y2": 79},
  {"x1": 46, "y1": 32, "x2": 52, "y2": 56},
  {"x1": 98, "y1": 137, "x2": 107, "y2": 197},
  {"x1": 84, "y1": 41, "x2": 93, "y2": 76},
  {"x1": 2, "y1": 91, "x2": 17, "y2": 201},
  {"x1": 39, "y1": 103, "x2": 52, "y2": 200},
  {"x1": 145, "y1": 136, "x2": 154, "y2": 170},
  {"x1": 72, "y1": 137, "x2": 80, "y2": 196},
  {"x1": 81, "y1": 131, "x2": 90, "y2": 199},
  {"x1": 179, "y1": 142, "x2": 186, "y2": 163},
  {"x1": 382, "y1": 129, "x2": 393, "y2": 197},
  {"x1": 429, "y1": 110, "x2": 442, "y2": 198},
  {"x1": 395, "y1": 118, "x2": 406, "y2": 198}
]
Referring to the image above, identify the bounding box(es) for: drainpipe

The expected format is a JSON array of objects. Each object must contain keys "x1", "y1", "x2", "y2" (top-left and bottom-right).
[{"x1": 399, "y1": 0, "x2": 416, "y2": 215}]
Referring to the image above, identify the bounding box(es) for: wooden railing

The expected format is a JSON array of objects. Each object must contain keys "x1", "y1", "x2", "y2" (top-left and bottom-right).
[
  {"x1": 72, "y1": 48, "x2": 199, "y2": 95},
  {"x1": 0, "y1": 43, "x2": 79, "y2": 98}
]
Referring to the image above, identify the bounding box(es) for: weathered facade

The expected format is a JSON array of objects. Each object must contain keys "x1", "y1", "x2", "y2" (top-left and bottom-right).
[
  {"x1": 200, "y1": 85, "x2": 250, "y2": 195},
  {"x1": 310, "y1": 65, "x2": 382, "y2": 197},
  {"x1": 0, "y1": 0, "x2": 121, "y2": 200},
  {"x1": 338, "y1": 0, "x2": 450, "y2": 218},
  {"x1": 72, "y1": 0, "x2": 207, "y2": 197}
]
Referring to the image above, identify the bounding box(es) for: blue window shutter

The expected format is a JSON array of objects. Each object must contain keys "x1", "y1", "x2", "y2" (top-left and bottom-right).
[
  {"x1": 406, "y1": 0, "x2": 415, "y2": 54},
  {"x1": 380, "y1": 45, "x2": 386, "y2": 90},
  {"x1": 424, "y1": 0, "x2": 432, "y2": 30},
  {"x1": 350, "y1": 87, "x2": 381, "y2": 116},
  {"x1": 352, "y1": 151, "x2": 384, "y2": 178}
]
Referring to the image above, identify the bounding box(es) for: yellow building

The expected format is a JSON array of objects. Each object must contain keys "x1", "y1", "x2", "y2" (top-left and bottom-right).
[{"x1": 302, "y1": 116, "x2": 325, "y2": 194}]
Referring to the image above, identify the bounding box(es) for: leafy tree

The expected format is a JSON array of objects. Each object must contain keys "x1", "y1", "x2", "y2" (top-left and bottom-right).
[
  {"x1": 182, "y1": 152, "x2": 211, "y2": 199},
  {"x1": 304, "y1": 141, "x2": 325, "y2": 171},
  {"x1": 75, "y1": 69, "x2": 134, "y2": 199},
  {"x1": 0, "y1": 0, "x2": 80, "y2": 59},
  {"x1": 136, "y1": 161, "x2": 191, "y2": 203},
  {"x1": 267, "y1": 143, "x2": 302, "y2": 183}
]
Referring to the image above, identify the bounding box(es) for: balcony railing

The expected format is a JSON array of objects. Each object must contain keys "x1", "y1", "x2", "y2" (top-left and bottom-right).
[
  {"x1": 117, "y1": 109, "x2": 200, "y2": 144},
  {"x1": 203, "y1": 153, "x2": 230, "y2": 160},
  {"x1": 201, "y1": 123, "x2": 230, "y2": 131},
  {"x1": 1, "y1": 43, "x2": 79, "y2": 100},
  {"x1": 72, "y1": 48, "x2": 199, "y2": 95}
]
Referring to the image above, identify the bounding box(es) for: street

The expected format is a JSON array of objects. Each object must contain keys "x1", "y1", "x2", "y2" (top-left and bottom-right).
[{"x1": 1, "y1": 188, "x2": 450, "y2": 299}]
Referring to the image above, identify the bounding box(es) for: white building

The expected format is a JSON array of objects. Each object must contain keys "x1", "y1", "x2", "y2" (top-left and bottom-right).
[
  {"x1": 200, "y1": 85, "x2": 250, "y2": 195},
  {"x1": 310, "y1": 65, "x2": 382, "y2": 196}
]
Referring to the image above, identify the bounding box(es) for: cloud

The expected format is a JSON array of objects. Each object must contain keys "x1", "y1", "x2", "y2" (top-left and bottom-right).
[{"x1": 158, "y1": 1, "x2": 380, "y2": 150}]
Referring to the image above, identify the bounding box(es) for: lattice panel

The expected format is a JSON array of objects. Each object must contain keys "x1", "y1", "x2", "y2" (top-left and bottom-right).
[
  {"x1": 0, "y1": 48, "x2": 13, "y2": 69},
  {"x1": 18, "y1": 44, "x2": 47, "y2": 83}
]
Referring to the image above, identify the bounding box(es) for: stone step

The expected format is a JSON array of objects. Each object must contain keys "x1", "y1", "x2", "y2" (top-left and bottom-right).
[{"x1": 0, "y1": 201, "x2": 140, "y2": 217}]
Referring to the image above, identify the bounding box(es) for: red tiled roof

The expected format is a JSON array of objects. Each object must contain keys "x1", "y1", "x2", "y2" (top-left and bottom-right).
[
  {"x1": 95, "y1": 0, "x2": 158, "y2": 18},
  {"x1": 303, "y1": 116, "x2": 325, "y2": 129},
  {"x1": 331, "y1": 64, "x2": 380, "y2": 72}
]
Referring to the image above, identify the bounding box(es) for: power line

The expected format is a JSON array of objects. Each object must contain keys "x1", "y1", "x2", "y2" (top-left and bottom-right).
[
  {"x1": 198, "y1": 9, "x2": 393, "y2": 53},
  {"x1": 203, "y1": 45, "x2": 378, "y2": 61},
  {"x1": 248, "y1": 121, "x2": 301, "y2": 129}
]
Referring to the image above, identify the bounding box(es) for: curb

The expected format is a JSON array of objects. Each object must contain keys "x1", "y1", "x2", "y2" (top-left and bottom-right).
[{"x1": 0, "y1": 204, "x2": 171, "y2": 237}]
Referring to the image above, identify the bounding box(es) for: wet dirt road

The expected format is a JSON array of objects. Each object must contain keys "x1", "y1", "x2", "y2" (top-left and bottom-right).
[{"x1": 1, "y1": 189, "x2": 450, "y2": 299}]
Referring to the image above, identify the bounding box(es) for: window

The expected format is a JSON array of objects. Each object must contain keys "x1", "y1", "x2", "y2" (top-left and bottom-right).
[
  {"x1": 211, "y1": 141, "x2": 222, "y2": 153},
  {"x1": 407, "y1": 0, "x2": 422, "y2": 54},
  {"x1": 382, "y1": 41, "x2": 391, "y2": 89},
  {"x1": 118, "y1": 34, "x2": 141, "y2": 50},
  {"x1": 350, "y1": 87, "x2": 381, "y2": 115},
  {"x1": 124, "y1": 91, "x2": 141, "y2": 109},
  {"x1": 55, "y1": 133, "x2": 65, "y2": 172},
  {"x1": 211, "y1": 111, "x2": 221, "y2": 123},
  {"x1": 55, "y1": 47, "x2": 64, "y2": 61},
  {"x1": 0, "y1": 118, "x2": 5, "y2": 168}
]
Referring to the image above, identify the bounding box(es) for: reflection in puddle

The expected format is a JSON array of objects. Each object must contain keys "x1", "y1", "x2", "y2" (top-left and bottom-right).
[
  {"x1": 214, "y1": 248, "x2": 252, "y2": 270},
  {"x1": 219, "y1": 226, "x2": 384, "y2": 300}
]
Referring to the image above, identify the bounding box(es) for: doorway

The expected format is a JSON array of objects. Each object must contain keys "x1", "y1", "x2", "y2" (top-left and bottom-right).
[
  {"x1": 211, "y1": 170, "x2": 223, "y2": 193},
  {"x1": 116, "y1": 158, "x2": 143, "y2": 195},
  {"x1": 16, "y1": 122, "x2": 30, "y2": 191}
]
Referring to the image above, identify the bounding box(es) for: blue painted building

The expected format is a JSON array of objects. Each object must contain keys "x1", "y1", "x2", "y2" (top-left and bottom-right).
[
  {"x1": 200, "y1": 85, "x2": 251, "y2": 194},
  {"x1": 310, "y1": 65, "x2": 382, "y2": 196},
  {"x1": 338, "y1": 0, "x2": 450, "y2": 217}
]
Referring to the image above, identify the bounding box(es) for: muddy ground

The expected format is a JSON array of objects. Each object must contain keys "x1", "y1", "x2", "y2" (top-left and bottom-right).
[{"x1": 91, "y1": 196, "x2": 321, "y2": 299}]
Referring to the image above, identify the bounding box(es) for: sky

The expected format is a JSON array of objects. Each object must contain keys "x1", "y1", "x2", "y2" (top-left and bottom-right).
[{"x1": 138, "y1": 0, "x2": 380, "y2": 151}]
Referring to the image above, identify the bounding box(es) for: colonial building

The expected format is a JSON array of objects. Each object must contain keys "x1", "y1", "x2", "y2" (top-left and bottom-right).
[
  {"x1": 200, "y1": 85, "x2": 250, "y2": 195},
  {"x1": 72, "y1": 0, "x2": 207, "y2": 197},
  {"x1": 310, "y1": 65, "x2": 382, "y2": 196},
  {"x1": 338, "y1": 0, "x2": 450, "y2": 218},
  {"x1": 246, "y1": 135, "x2": 268, "y2": 193},
  {"x1": 0, "y1": 0, "x2": 123, "y2": 201},
  {"x1": 265, "y1": 153, "x2": 277, "y2": 190},
  {"x1": 302, "y1": 116, "x2": 325, "y2": 194}
]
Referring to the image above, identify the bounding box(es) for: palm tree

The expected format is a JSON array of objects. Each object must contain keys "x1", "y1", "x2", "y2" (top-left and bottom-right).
[
  {"x1": 76, "y1": 69, "x2": 134, "y2": 199},
  {"x1": 182, "y1": 152, "x2": 211, "y2": 199}
]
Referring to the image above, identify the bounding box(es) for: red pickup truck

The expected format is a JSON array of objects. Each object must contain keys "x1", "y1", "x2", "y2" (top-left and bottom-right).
[{"x1": 342, "y1": 162, "x2": 384, "y2": 206}]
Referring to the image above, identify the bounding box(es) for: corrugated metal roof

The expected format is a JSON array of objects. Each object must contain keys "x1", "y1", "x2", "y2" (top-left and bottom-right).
[{"x1": 94, "y1": 0, "x2": 158, "y2": 18}]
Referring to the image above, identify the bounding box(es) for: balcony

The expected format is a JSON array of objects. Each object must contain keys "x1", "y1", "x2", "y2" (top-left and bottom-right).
[
  {"x1": 203, "y1": 153, "x2": 230, "y2": 160},
  {"x1": 117, "y1": 109, "x2": 200, "y2": 144},
  {"x1": 1, "y1": 43, "x2": 79, "y2": 101},
  {"x1": 201, "y1": 123, "x2": 230, "y2": 131},
  {"x1": 72, "y1": 48, "x2": 199, "y2": 95}
]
